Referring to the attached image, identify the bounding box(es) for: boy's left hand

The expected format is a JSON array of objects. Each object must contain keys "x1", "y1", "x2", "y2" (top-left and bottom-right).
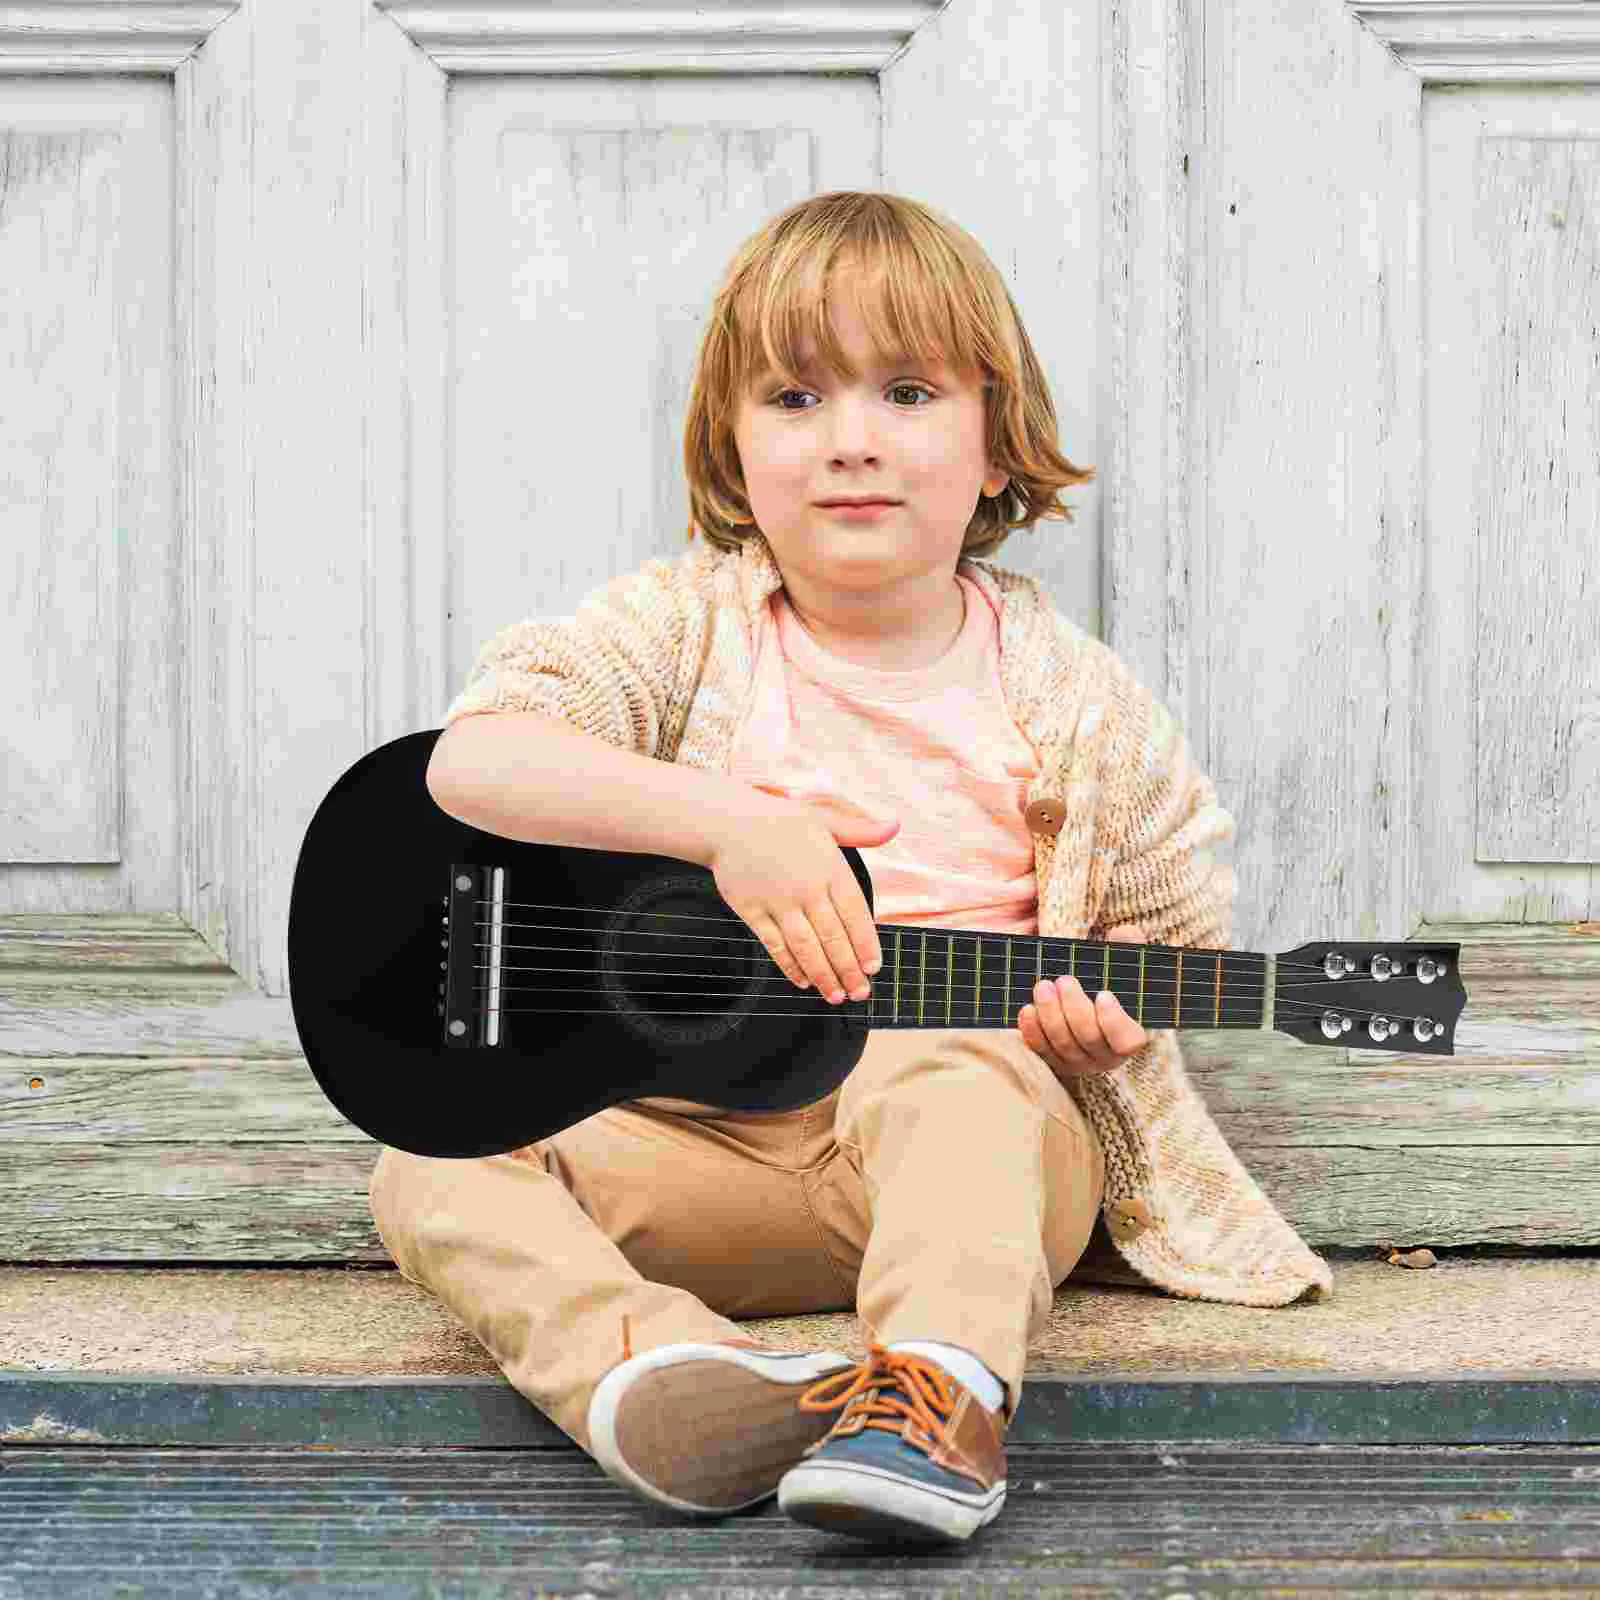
[{"x1": 1019, "y1": 923, "x2": 1151, "y2": 1079}]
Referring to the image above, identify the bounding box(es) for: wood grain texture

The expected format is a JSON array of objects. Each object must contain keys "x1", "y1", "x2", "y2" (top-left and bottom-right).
[
  {"x1": 4, "y1": 919, "x2": 1594, "y2": 1258},
  {"x1": 1423, "y1": 83, "x2": 1600, "y2": 931},
  {"x1": 1352, "y1": 0, "x2": 1600, "y2": 82},
  {"x1": 1472, "y1": 129, "x2": 1600, "y2": 862},
  {"x1": 0, "y1": 914, "x2": 300, "y2": 1057},
  {"x1": 375, "y1": 0, "x2": 952, "y2": 75},
  {"x1": 2, "y1": 0, "x2": 1595, "y2": 1272},
  {"x1": 0, "y1": 81, "x2": 175, "y2": 887},
  {"x1": 0, "y1": 4, "x2": 236, "y2": 73}
]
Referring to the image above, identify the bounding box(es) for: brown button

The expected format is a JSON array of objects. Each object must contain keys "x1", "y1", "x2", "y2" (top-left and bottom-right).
[
  {"x1": 1024, "y1": 796, "x2": 1065, "y2": 839},
  {"x1": 1105, "y1": 1197, "x2": 1152, "y2": 1242}
]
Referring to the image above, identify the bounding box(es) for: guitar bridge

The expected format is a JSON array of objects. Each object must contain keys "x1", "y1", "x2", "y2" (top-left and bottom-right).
[{"x1": 441, "y1": 863, "x2": 505, "y2": 1047}]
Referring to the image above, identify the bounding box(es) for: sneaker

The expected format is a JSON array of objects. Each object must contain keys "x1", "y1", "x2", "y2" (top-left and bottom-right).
[
  {"x1": 777, "y1": 1343, "x2": 1008, "y2": 1543},
  {"x1": 586, "y1": 1336, "x2": 856, "y2": 1518}
]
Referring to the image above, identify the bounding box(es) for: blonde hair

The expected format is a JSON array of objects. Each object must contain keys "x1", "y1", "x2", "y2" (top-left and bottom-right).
[{"x1": 683, "y1": 190, "x2": 1094, "y2": 559}]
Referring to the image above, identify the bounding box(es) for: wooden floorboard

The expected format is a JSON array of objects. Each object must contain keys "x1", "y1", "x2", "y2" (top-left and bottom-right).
[{"x1": 3, "y1": 1442, "x2": 1599, "y2": 1598}]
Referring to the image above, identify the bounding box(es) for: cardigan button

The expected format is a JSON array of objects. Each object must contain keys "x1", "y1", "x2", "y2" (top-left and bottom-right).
[
  {"x1": 1105, "y1": 1197, "x2": 1152, "y2": 1241},
  {"x1": 1024, "y1": 796, "x2": 1065, "y2": 839}
]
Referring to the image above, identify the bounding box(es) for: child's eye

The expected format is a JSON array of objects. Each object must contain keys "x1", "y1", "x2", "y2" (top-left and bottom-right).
[{"x1": 771, "y1": 383, "x2": 934, "y2": 411}]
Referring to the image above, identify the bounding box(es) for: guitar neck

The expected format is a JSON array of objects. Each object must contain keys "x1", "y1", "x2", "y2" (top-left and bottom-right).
[{"x1": 864, "y1": 923, "x2": 1273, "y2": 1032}]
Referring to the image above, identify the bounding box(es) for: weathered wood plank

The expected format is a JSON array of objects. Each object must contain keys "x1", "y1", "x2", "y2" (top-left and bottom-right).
[
  {"x1": 0, "y1": 915, "x2": 301, "y2": 1056},
  {"x1": 2, "y1": 922, "x2": 1597, "y2": 1258},
  {"x1": 5, "y1": 1145, "x2": 383, "y2": 1259},
  {"x1": 0, "y1": 914, "x2": 233, "y2": 972},
  {"x1": 5, "y1": 1041, "x2": 1599, "y2": 1147},
  {"x1": 4, "y1": 1135, "x2": 1597, "y2": 1261},
  {"x1": 0, "y1": 987, "x2": 303, "y2": 1059},
  {"x1": 2, "y1": 1058, "x2": 361, "y2": 1142}
]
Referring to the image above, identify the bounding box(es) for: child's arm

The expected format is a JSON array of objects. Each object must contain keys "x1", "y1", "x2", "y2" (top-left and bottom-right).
[
  {"x1": 438, "y1": 556, "x2": 694, "y2": 758},
  {"x1": 427, "y1": 555, "x2": 765, "y2": 864},
  {"x1": 427, "y1": 718, "x2": 889, "y2": 1000},
  {"x1": 426, "y1": 708, "x2": 774, "y2": 870}
]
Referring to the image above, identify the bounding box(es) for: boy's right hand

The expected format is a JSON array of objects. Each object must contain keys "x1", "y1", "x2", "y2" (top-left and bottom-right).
[{"x1": 708, "y1": 791, "x2": 899, "y2": 1004}]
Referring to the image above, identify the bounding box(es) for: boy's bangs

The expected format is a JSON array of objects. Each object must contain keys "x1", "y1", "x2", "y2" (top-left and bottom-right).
[{"x1": 739, "y1": 242, "x2": 978, "y2": 396}]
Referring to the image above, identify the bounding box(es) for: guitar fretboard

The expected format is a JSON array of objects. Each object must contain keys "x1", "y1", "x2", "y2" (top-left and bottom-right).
[{"x1": 864, "y1": 924, "x2": 1272, "y2": 1031}]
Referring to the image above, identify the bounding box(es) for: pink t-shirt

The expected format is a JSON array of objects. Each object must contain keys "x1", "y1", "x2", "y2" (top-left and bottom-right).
[{"x1": 727, "y1": 572, "x2": 1042, "y2": 934}]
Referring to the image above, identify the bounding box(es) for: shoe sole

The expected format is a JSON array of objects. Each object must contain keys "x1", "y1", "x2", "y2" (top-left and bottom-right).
[
  {"x1": 779, "y1": 1457, "x2": 1007, "y2": 1543},
  {"x1": 587, "y1": 1343, "x2": 855, "y2": 1518}
]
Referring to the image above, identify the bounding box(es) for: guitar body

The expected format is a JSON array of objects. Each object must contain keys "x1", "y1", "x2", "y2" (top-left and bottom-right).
[
  {"x1": 291, "y1": 730, "x2": 1470, "y2": 1159},
  {"x1": 287, "y1": 729, "x2": 873, "y2": 1158}
]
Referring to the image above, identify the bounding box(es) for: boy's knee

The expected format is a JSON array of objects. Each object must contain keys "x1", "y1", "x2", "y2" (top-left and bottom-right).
[
  {"x1": 368, "y1": 1143, "x2": 555, "y2": 1264},
  {"x1": 837, "y1": 1034, "x2": 1029, "y2": 1137}
]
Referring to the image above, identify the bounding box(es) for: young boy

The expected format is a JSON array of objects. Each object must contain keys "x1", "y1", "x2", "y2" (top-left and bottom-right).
[{"x1": 368, "y1": 191, "x2": 1333, "y2": 1547}]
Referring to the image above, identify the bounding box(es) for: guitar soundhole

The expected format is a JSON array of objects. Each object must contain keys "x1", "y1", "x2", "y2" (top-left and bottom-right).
[{"x1": 598, "y1": 869, "x2": 769, "y2": 1048}]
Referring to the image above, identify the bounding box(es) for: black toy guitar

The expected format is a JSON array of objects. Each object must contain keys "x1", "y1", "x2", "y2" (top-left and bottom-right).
[{"x1": 287, "y1": 730, "x2": 1469, "y2": 1158}]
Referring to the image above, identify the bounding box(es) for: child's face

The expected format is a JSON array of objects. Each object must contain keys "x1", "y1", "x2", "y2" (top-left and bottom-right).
[{"x1": 730, "y1": 271, "x2": 1006, "y2": 599}]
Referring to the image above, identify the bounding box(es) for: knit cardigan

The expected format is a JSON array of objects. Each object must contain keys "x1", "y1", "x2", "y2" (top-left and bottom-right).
[{"x1": 443, "y1": 531, "x2": 1334, "y2": 1308}]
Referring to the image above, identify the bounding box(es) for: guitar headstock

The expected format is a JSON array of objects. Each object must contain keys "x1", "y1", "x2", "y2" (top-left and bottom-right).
[{"x1": 1271, "y1": 939, "x2": 1466, "y2": 1054}]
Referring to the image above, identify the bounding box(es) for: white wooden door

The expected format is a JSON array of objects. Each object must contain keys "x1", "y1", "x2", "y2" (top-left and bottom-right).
[
  {"x1": 0, "y1": 0, "x2": 1103, "y2": 1262},
  {"x1": 2, "y1": 0, "x2": 1594, "y2": 1264},
  {"x1": 1120, "y1": 4, "x2": 1600, "y2": 1253}
]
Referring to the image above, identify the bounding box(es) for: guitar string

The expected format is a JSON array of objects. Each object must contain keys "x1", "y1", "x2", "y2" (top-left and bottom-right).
[
  {"x1": 468, "y1": 942, "x2": 1365, "y2": 1006},
  {"x1": 462, "y1": 899, "x2": 1405, "y2": 984},
  {"x1": 465, "y1": 896, "x2": 1368, "y2": 980},
  {"x1": 474, "y1": 993, "x2": 1430, "y2": 1031},
  {"x1": 454, "y1": 941, "x2": 1444, "y2": 1028},
  {"x1": 471, "y1": 996, "x2": 1437, "y2": 1032},
  {"x1": 447, "y1": 904, "x2": 1453, "y2": 1028}
]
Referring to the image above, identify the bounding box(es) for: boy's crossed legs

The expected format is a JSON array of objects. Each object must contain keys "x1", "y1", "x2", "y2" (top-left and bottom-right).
[{"x1": 367, "y1": 1026, "x2": 1105, "y2": 1541}]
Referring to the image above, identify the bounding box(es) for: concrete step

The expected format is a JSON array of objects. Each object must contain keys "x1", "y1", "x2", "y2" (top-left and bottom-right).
[{"x1": 3, "y1": 1256, "x2": 1598, "y2": 1448}]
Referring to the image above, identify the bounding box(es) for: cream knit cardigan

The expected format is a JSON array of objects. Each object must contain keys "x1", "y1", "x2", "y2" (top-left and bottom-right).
[{"x1": 444, "y1": 532, "x2": 1334, "y2": 1308}]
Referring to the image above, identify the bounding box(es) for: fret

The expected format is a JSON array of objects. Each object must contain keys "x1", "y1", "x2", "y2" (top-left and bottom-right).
[
  {"x1": 973, "y1": 934, "x2": 982, "y2": 1024},
  {"x1": 1181, "y1": 946, "x2": 1213, "y2": 1030},
  {"x1": 945, "y1": 933, "x2": 954, "y2": 1025},
  {"x1": 1136, "y1": 942, "x2": 1146, "y2": 1025},
  {"x1": 1214, "y1": 952, "x2": 1221, "y2": 1026},
  {"x1": 893, "y1": 929, "x2": 902, "y2": 1024},
  {"x1": 1261, "y1": 953, "x2": 1276, "y2": 1030},
  {"x1": 1004, "y1": 937, "x2": 1013, "y2": 1025},
  {"x1": 1174, "y1": 949, "x2": 1182, "y2": 1028},
  {"x1": 919, "y1": 931, "x2": 927, "y2": 1025}
]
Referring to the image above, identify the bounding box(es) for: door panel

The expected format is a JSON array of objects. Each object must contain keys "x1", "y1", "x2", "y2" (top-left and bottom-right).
[
  {"x1": 1423, "y1": 87, "x2": 1600, "y2": 891},
  {"x1": 0, "y1": 81, "x2": 175, "y2": 893}
]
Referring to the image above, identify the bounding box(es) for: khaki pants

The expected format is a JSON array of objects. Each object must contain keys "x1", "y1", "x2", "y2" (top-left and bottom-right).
[{"x1": 368, "y1": 1024, "x2": 1106, "y2": 1455}]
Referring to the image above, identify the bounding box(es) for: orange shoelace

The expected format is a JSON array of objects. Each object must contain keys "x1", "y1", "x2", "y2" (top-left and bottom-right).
[{"x1": 796, "y1": 1343, "x2": 959, "y2": 1447}]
